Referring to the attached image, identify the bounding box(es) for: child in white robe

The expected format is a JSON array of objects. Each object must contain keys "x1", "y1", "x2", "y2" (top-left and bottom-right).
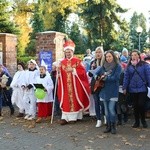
[
  {"x1": 35, "y1": 66, "x2": 54, "y2": 123},
  {"x1": 10, "y1": 63, "x2": 25, "y2": 117},
  {"x1": 21, "y1": 60, "x2": 39, "y2": 120}
]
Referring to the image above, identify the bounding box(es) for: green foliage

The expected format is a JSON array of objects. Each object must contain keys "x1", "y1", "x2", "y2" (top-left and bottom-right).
[
  {"x1": 69, "y1": 22, "x2": 86, "y2": 54},
  {"x1": 30, "y1": 0, "x2": 44, "y2": 36},
  {"x1": 78, "y1": 0, "x2": 129, "y2": 50},
  {"x1": 17, "y1": 55, "x2": 36, "y2": 66},
  {"x1": 26, "y1": 0, "x2": 45, "y2": 55},
  {"x1": 0, "y1": 0, "x2": 19, "y2": 34}
]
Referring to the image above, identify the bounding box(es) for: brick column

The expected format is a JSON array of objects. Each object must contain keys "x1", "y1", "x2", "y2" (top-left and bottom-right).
[
  {"x1": 36, "y1": 31, "x2": 66, "y2": 63},
  {"x1": 0, "y1": 33, "x2": 17, "y2": 76}
]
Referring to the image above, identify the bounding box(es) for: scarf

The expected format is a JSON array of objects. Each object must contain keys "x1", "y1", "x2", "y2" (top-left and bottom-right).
[
  {"x1": 131, "y1": 59, "x2": 140, "y2": 66},
  {"x1": 103, "y1": 61, "x2": 116, "y2": 72}
]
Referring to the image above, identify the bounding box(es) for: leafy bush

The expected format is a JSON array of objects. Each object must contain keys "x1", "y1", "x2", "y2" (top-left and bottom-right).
[{"x1": 17, "y1": 56, "x2": 36, "y2": 66}]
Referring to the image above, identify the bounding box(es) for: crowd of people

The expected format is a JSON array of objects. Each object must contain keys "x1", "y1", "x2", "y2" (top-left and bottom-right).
[{"x1": 0, "y1": 39, "x2": 150, "y2": 135}]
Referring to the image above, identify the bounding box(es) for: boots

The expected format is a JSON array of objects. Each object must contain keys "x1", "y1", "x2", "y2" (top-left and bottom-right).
[
  {"x1": 104, "y1": 123, "x2": 111, "y2": 133},
  {"x1": 117, "y1": 114, "x2": 122, "y2": 125},
  {"x1": 142, "y1": 121, "x2": 148, "y2": 128},
  {"x1": 111, "y1": 123, "x2": 117, "y2": 134},
  {"x1": 132, "y1": 118, "x2": 140, "y2": 128}
]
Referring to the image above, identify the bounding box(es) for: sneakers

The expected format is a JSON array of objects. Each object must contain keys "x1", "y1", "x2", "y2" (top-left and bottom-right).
[
  {"x1": 27, "y1": 115, "x2": 35, "y2": 120},
  {"x1": 24, "y1": 114, "x2": 35, "y2": 120},
  {"x1": 95, "y1": 120, "x2": 102, "y2": 127},
  {"x1": 24, "y1": 115, "x2": 30, "y2": 120}
]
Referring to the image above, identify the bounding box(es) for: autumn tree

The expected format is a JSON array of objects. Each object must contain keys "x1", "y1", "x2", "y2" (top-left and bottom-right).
[
  {"x1": 40, "y1": 0, "x2": 85, "y2": 31},
  {"x1": 27, "y1": 0, "x2": 85, "y2": 55},
  {"x1": 12, "y1": 0, "x2": 33, "y2": 56}
]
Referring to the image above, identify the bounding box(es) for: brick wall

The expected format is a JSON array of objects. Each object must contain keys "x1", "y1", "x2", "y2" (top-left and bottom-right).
[
  {"x1": 0, "y1": 33, "x2": 17, "y2": 76},
  {"x1": 36, "y1": 31, "x2": 66, "y2": 63}
]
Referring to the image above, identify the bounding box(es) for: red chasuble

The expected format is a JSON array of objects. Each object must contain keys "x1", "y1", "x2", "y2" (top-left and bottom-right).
[{"x1": 57, "y1": 57, "x2": 90, "y2": 115}]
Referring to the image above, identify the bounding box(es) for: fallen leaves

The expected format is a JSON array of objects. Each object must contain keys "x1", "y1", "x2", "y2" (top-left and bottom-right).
[
  {"x1": 0, "y1": 116, "x2": 4, "y2": 121},
  {"x1": 97, "y1": 134, "x2": 108, "y2": 139},
  {"x1": 84, "y1": 145, "x2": 94, "y2": 150},
  {"x1": 139, "y1": 135, "x2": 146, "y2": 139},
  {"x1": 88, "y1": 140, "x2": 94, "y2": 143},
  {"x1": 3, "y1": 132, "x2": 16, "y2": 140},
  {"x1": 124, "y1": 142, "x2": 133, "y2": 146},
  {"x1": 44, "y1": 143, "x2": 52, "y2": 149}
]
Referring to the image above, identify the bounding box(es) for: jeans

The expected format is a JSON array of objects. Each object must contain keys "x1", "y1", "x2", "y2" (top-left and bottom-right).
[
  {"x1": 103, "y1": 100, "x2": 116, "y2": 123},
  {"x1": 93, "y1": 92, "x2": 104, "y2": 120}
]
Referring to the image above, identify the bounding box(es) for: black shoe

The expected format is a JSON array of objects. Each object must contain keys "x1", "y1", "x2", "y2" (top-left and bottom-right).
[
  {"x1": 104, "y1": 124, "x2": 111, "y2": 133},
  {"x1": 142, "y1": 122, "x2": 148, "y2": 128},
  {"x1": 117, "y1": 121, "x2": 122, "y2": 126},
  {"x1": 111, "y1": 123, "x2": 117, "y2": 134},
  {"x1": 132, "y1": 122, "x2": 140, "y2": 128},
  {"x1": 10, "y1": 108, "x2": 15, "y2": 115}
]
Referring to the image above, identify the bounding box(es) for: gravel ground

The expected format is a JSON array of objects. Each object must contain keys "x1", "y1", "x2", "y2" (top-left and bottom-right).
[{"x1": 0, "y1": 107, "x2": 150, "y2": 150}]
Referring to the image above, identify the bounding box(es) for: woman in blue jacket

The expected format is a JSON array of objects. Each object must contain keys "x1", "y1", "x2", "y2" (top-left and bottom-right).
[
  {"x1": 92, "y1": 50, "x2": 122, "y2": 134},
  {"x1": 123, "y1": 50, "x2": 150, "y2": 128}
]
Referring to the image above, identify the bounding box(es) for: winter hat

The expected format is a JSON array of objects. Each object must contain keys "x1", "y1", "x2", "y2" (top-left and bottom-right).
[{"x1": 122, "y1": 47, "x2": 128, "y2": 54}]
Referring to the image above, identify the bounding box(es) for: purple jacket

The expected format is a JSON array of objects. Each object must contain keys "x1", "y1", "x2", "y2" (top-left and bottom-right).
[{"x1": 123, "y1": 61, "x2": 150, "y2": 93}]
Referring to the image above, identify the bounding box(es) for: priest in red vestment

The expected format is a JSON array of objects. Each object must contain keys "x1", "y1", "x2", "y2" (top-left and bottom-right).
[{"x1": 57, "y1": 39, "x2": 90, "y2": 125}]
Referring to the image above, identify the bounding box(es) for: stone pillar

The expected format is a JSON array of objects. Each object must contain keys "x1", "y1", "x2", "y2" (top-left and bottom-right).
[
  {"x1": 0, "y1": 33, "x2": 17, "y2": 76},
  {"x1": 36, "y1": 31, "x2": 66, "y2": 63}
]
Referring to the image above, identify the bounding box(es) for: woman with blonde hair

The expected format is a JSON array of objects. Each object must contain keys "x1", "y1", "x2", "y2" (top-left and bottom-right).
[{"x1": 89, "y1": 46, "x2": 105, "y2": 127}]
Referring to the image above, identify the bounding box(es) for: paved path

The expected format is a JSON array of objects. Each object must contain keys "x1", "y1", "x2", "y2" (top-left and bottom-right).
[{"x1": 0, "y1": 108, "x2": 150, "y2": 150}]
